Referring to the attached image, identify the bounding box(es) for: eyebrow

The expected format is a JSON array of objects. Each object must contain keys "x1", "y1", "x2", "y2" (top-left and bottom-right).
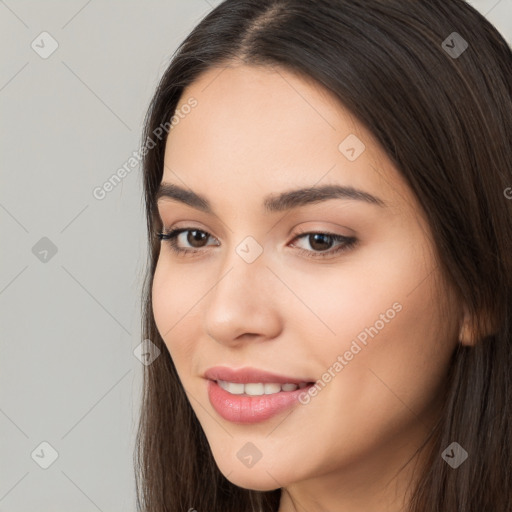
[{"x1": 155, "y1": 182, "x2": 387, "y2": 213}]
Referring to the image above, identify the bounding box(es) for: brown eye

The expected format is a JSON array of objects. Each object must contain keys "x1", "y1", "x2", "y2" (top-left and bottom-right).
[
  {"x1": 157, "y1": 227, "x2": 219, "y2": 256},
  {"x1": 290, "y1": 231, "x2": 358, "y2": 259},
  {"x1": 307, "y1": 233, "x2": 334, "y2": 252},
  {"x1": 187, "y1": 230, "x2": 209, "y2": 248}
]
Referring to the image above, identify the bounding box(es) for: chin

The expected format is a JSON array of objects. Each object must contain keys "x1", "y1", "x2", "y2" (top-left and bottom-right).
[
  {"x1": 217, "y1": 463, "x2": 285, "y2": 491},
  {"x1": 227, "y1": 476, "x2": 282, "y2": 492}
]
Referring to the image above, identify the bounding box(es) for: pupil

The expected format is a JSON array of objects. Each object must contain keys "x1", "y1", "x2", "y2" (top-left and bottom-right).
[
  {"x1": 188, "y1": 230, "x2": 207, "y2": 248},
  {"x1": 310, "y1": 233, "x2": 332, "y2": 251}
]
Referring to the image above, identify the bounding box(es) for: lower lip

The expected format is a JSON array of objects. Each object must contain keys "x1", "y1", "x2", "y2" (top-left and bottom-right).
[{"x1": 207, "y1": 380, "x2": 313, "y2": 424}]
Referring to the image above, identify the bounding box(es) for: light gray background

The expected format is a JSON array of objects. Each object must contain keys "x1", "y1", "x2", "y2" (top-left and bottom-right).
[{"x1": 1, "y1": 1, "x2": 511, "y2": 511}]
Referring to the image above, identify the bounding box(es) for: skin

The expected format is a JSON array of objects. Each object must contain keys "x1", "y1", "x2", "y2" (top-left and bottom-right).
[{"x1": 152, "y1": 62, "x2": 471, "y2": 512}]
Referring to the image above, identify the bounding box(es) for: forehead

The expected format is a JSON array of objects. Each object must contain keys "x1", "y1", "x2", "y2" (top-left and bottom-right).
[
  {"x1": 162, "y1": 64, "x2": 416, "y2": 218},
  {"x1": 168, "y1": 64, "x2": 356, "y2": 162}
]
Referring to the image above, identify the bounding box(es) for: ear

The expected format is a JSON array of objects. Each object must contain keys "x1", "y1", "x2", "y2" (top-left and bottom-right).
[
  {"x1": 458, "y1": 306, "x2": 475, "y2": 346},
  {"x1": 459, "y1": 303, "x2": 496, "y2": 346}
]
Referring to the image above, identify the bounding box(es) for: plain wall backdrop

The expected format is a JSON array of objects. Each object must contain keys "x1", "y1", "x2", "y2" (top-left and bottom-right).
[{"x1": 1, "y1": 1, "x2": 511, "y2": 510}]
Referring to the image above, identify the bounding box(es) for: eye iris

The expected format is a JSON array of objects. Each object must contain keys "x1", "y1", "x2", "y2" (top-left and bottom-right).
[
  {"x1": 188, "y1": 230, "x2": 208, "y2": 248},
  {"x1": 309, "y1": 233, "x2": 332, "y2": 251}
]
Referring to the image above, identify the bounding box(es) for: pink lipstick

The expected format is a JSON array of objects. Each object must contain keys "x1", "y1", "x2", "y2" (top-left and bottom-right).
[{"x1": 204, "y1": 366, "x2": 315, "y2": 424}]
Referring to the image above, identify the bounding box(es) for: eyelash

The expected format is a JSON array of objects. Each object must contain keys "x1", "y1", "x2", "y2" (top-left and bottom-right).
[{"x1": 156, "y1": 227, "x2": 357, "y2": 260}]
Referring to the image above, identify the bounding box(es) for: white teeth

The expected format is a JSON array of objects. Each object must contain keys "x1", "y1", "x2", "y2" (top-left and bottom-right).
[
  {"x1": 281, "y1": 383, "x2": 298, "y2": 391},
  {"x1": 217, "y1": 380, "x2": 244, "y2": 394},
  {"x1": 245, "y1": 383, "x2": 265, "y2": 396},
  {"x1": 264, "y1": 383, "x2": 281, "y2": 394},
  {"x1": 217, "y1": 380, "x2": 307, "y2": 396}
]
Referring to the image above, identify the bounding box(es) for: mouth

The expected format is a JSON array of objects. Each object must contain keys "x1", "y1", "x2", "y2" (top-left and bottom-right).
[{"x1": 204, "y1": 366, "x2": 316, "y2": 423}]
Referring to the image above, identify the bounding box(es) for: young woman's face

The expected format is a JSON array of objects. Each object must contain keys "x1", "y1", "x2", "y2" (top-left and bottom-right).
[{"x1": 152, "y1": 63, "x2": 463, "y2": 503}]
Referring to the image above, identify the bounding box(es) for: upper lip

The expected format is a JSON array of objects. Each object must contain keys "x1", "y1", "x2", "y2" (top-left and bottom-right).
[{"x1": 204, "y1": 366, "x2": 314, "y2": 385}]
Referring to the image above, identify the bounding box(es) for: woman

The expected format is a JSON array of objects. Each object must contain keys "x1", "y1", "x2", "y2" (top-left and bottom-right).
[{"x1": 134, "y1": 1, "x2": 512, "y2": 510}]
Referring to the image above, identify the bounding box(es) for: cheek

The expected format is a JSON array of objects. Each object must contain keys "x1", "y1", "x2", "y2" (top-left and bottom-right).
[
  {"x1": 152, "y1": 258, "x2": 174, "y2": 343},
  {"x1": 151, "y1": 257, "x2": 202, "y2": 364},
  {"x1": 306, "y1": 240, "x2": 457, "y2": 422},
  {"x1": 288, "y1": 278, "x2": 457, "y2": 472},
  {"x1": 359, "y1": 277, "x2": 459, "y2": 409},
  {"x1": 298, "y1": 240, "x2": 425, "y2": 354}
]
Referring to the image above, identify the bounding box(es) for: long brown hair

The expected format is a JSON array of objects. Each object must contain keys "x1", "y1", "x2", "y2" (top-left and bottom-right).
[{"x1": 134, "y1": 1, "x2": 512, "y2": 510}]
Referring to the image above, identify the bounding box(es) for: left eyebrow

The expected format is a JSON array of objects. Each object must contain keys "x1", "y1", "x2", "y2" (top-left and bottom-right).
[
  {"x1": 263, "y1": 184, "x2": 387, "y2": 211},
  {"x1": 155, "y1": 182, "x2": 388, "y2": 213}
]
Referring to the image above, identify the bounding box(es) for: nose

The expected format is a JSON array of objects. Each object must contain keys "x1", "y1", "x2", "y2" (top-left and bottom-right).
[{"x1": 203, "y1": 251, "x2": 282, "y2": 347}]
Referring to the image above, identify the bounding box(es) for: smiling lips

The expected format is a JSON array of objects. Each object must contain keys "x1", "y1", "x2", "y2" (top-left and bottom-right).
[{"x1": 204, "y1": 366, "x2": 315, "y2": 423}]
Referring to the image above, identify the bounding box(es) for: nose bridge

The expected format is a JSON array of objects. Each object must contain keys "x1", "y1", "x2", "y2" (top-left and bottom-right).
[
  {"x1": 209, "y1": 241, "x2": 267, "y2": 314},
  {"x1": 203, "y1": 239, "x2": 280, "y2": 343},
  {"x1": 215, "y1": 232, "x2": 268, "y2": 296}
]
